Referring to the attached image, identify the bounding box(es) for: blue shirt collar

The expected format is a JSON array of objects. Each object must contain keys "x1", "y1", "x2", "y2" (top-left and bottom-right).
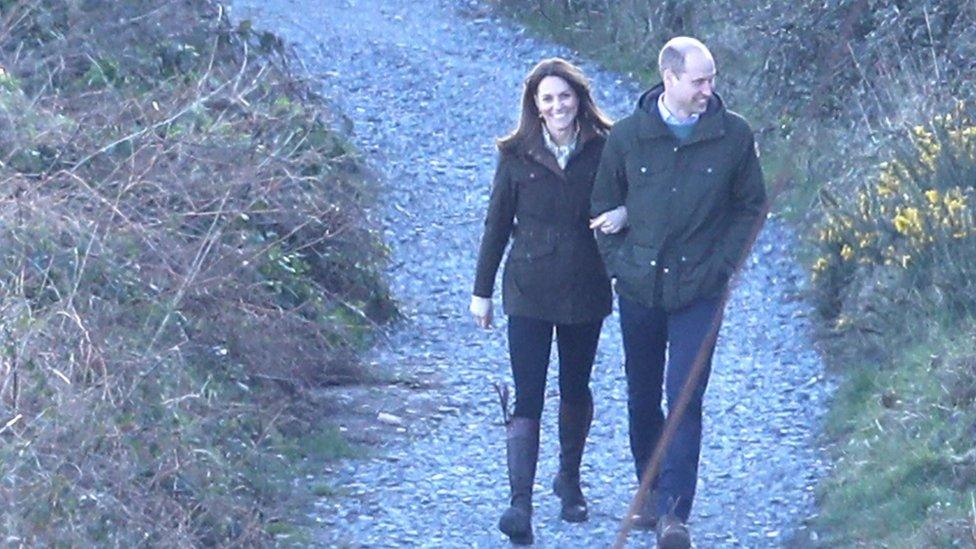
[{"x1": 658, "y1": 93, "x2": 699, "y2": 126}]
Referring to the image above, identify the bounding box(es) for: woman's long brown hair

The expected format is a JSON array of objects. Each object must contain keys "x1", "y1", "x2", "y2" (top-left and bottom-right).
[{"x1": 497, "y1": 57, "x2": 613, "y2": 151}]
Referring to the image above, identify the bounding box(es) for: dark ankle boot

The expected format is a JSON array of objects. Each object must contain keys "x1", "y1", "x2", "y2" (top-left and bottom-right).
[
  {"x1": 552, "y1": 397, "x2": 592, "y2": 522},
  {"x1": 656, "y1": 512, "x2": 691, "y2": 549},
  {"x1": 630, "y1": 489, "x2": 658, "y2": 530},
  {"x1": 499, "y1": 417, "x2": 539, "y2": 545}
]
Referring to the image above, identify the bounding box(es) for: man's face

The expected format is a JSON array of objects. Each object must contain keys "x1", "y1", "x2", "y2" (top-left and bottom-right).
[{"x1": 664, "y1": 49, "x2": 716, "y2": 116}]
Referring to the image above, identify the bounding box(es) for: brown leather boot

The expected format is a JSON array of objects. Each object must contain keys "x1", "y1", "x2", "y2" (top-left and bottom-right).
[
  {"x1": 498, "y1": 417, "x2": 539, "y2": 545},
  {"x1": 552, "y1": 397, "x2": 592, "y2": 522},
  {"x1": 656, "y1": 512, "x2": 691, "y2": 549}
]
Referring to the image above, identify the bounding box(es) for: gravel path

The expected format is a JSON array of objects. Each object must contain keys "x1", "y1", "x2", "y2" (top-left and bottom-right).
[{"x1": 229, "y1": 1, "x2": 832, "y2": 546}]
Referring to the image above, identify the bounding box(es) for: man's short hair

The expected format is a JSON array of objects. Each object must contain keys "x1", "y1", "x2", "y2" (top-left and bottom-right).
[{"x1": 658, "y1": 36, "x2": 709, "y2": 78}]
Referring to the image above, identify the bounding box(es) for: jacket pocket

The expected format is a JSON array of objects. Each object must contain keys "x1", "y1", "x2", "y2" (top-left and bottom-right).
[
  {"x1": 616, "y1": 242, "x2": 658, "y2": 282},
  {"x1": 678, "y1": 254, "x2": 730, "y2": 304},
  {"x1": 507, "y1": 238, "x2": 560, "y2": 297},
  {"x1": 508, "y1": 237, "x2": 557, "y2": 263},
  {"x1": 625, "y1": 159, "x2": 668, "y2": 188}
]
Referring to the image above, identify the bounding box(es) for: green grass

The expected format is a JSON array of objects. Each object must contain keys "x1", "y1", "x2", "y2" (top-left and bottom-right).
[
  {"x1": 284, "y1": 424, "x2": 363, "y2": 462},
  {"x1": 265, "y1": 520, "x2": 310, "y2": 545},
  {"x1": 817, "y1": 318, "x2": 976, "y2": 546},
  {"x1": 257, "y1": 425, "x2": 360, "y2": 541},
  {"x1": 311, "y1": 482, "x2": 339, "y2": 497},
  {"x1": 505, "y1": 6, "x2": 657, "y2": 83}
]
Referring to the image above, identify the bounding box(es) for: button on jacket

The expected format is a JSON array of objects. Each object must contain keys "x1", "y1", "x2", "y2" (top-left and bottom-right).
[
  {"x1": 590, "y1": 84, "x2": 767, "y2": 311},
  {"x1": 473, "y1": 124, "x2": 612, "y2": 325}
]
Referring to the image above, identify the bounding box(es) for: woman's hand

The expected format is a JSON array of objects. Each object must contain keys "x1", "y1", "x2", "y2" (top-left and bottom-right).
[
  {"x1": 470, "y1": 295, "x2": 493, "y2": 329},
  {"x1": 589, "y1": 205, "x2": 628, "y2": 234}
]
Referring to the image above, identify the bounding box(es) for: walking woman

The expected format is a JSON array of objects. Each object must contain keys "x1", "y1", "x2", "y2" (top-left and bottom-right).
[{"x1": 469, "y1": 58, "x2": 617, "y2": 545}]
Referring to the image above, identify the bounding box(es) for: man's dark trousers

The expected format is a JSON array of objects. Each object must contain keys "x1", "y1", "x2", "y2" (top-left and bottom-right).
[{"x1": 619, "y1": 293, "x2": 723, "y2": 522}]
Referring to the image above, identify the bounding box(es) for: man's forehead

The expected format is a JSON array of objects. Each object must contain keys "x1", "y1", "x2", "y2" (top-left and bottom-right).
[
  {"x1": 686, "y1": 69, "x2": 716, "y2": 80},
  {"x1": 682, "y1": 52, "x2": 716, "y2": 77}
]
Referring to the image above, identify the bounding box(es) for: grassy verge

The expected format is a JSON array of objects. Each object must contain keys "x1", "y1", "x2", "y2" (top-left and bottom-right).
[
  {"x1": 488, "y1": 2, "x2": 976, "y2": 545},
  {"x1": 817, "y1": 317, "x2": 976, "y2": 546},
  {"x1": 0, "y1": 0, "x2": 392, "y2": 544}
]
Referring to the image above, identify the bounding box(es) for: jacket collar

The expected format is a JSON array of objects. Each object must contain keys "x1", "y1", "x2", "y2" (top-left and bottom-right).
[
  {"x1": 635, "y1": 83, "x2": 726, "y2": 145},
  {"x1": 519, "y1": 121, "x2": 601, "y2": 178}
]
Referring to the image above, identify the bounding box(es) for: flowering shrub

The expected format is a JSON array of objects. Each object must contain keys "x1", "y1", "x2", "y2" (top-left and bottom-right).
[{"x1": 812, "y1": 103, "x2": 976, "y2": 326}]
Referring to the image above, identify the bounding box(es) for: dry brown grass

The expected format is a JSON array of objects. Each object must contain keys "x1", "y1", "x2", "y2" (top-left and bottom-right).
[{"x1": 0, "y1": 0, "x2": 392, "y2": 544}]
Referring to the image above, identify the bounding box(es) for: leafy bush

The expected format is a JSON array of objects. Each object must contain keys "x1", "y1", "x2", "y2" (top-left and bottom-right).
[{"x1": 812, "y1": 103, "x2": 976, "y2": 337}]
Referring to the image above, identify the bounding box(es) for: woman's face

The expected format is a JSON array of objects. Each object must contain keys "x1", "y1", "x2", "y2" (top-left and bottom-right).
[{"x1": 534, "y1": 75, "x2": 578, "y2": 133}]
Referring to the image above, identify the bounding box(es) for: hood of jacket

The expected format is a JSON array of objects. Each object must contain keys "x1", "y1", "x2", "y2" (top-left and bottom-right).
[{"x1": 634, "y1": 83, "x2": 728, "y2": 143}]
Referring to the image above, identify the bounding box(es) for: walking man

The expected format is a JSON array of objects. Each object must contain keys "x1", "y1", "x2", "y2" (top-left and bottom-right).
[{"x1": 589, "y1": 36, "x2": 767, "y2": 548}]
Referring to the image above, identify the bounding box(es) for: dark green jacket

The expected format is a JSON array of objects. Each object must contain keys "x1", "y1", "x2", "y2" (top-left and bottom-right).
[
  {"x1": 590, "y1": 84, "x2": 767, "y2": 311},
  {"x1": 473, "y1": 124, "x2": 612, "y2": 324}
]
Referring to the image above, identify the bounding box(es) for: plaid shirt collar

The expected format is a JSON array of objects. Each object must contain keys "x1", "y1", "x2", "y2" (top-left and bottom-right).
[{"x1": 541, "y1": 122, "x2": 579, "y2": 170}]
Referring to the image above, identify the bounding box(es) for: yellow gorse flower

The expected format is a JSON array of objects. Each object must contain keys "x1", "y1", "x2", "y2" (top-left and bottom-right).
[
  {"x1": 893, "y1": 206, "x2": 923, "y2": 236},
  {"x1": 945, "y1": 194, "x2": 966, "y2": 216},
  {"x1": 857, "y1": 232, "x2": 875, "y2": 249},
  {"x1": 911, "y1": 125, "x2": 941, "y2": 171},
  {"x1": 876, "y1": 172, "x2": 899, "y2": 197},
  {"x1": 812, "y1": 257, "x2": 829, "y2": 273},
  {"x1": 812, "y1": 106, "x2": 976, "y2": 290}
]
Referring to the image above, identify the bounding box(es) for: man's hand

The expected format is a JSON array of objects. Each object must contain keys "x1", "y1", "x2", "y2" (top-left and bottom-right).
[
  {"x1": 469, "y1": 295, "x2": 493, "y2": 329},
  {"x1": 589, "y1": 206, "x2": 628, "y2": 234}
]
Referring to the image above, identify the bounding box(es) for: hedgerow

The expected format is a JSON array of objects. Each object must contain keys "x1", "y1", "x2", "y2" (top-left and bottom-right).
[{"x1": 0, "y1": 0, "x2": 392, "y2": 544}]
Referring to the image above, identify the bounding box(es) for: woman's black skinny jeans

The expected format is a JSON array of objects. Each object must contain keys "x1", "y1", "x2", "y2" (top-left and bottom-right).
[{"x1": 507, "y1": 315, "x2": 602, "y2": 420}]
